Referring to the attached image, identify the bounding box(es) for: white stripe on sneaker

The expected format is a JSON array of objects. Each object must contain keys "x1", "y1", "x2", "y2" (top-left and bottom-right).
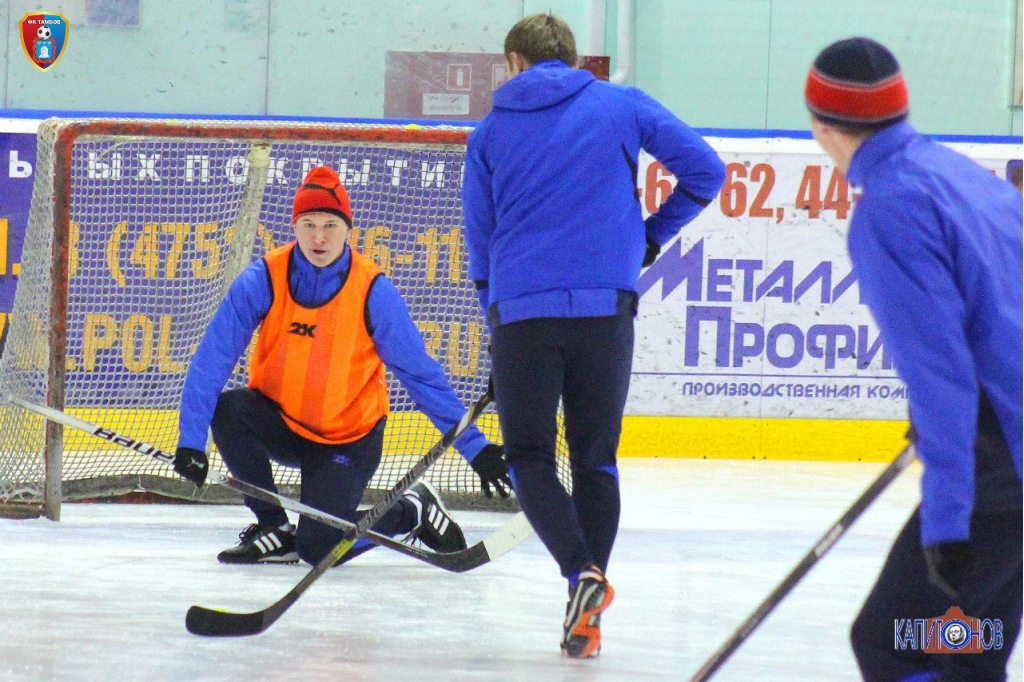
[
  {"x1": 428, "y1": 507, "x2": 450, "y2": 535},
  {"x1": 564, "y1": 583, "x2": 600, "y2": 628},
  {"x1": 255, "y1": 534, "x2": 281, "y2": 554}
]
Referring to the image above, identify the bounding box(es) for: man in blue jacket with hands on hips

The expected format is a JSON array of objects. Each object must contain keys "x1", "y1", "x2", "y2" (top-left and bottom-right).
[
  {"x1": 806, "y1": 37, "x2": 1022, "y2": 682},
  {"x1": 462, "y1": 13, "x2": 725, "y2": 658}
]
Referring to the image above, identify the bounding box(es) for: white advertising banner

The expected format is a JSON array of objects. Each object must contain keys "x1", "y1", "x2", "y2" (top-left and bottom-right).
[
  {"x1": 0, "y1": 120, "x2": 1017, "y2": 426},
  {"x1": 630, "y1": 137, "x2": 1022, "y2": 421}
]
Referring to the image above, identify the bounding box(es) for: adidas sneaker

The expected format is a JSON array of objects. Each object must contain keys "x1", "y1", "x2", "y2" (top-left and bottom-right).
[
  {"x1": 403, "y1": 481, "x2": 467, "y2": 553},
  {"x1": 217, "y1": 523, "x2": 298, "y2": 564}
]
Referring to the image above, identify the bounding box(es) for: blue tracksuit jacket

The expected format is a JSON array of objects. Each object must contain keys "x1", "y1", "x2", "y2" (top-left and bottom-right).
[
  {"x1": 463, "y1": 60, "x2": 725, "y2": 324},
  {"x1": 177, "y1": 243, "x2": 488, "y2": 461},
  {"x1": 846, "y1": 121, "x2": 1023, "y2": 546}
]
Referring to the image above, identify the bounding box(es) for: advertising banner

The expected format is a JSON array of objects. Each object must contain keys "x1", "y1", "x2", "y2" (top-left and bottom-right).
[
  {"x1": 631, "y1": 137, "x2": 1021, "y2": 421},
  {"x1": 0, "y1": 120, "x2": 1019, "y2": 436},
  {"x1": 0, "y1": 128, "x2": 37, "y2": 341}
]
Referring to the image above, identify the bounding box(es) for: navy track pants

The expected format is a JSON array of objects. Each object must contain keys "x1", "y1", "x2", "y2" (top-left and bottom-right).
[
  {"x1": 851, "y1": 509, "x2": 1022, "y2": 681},
  {"x1": 210, "y1": 388, "x2": 417, "y2": 565},
  {"x1": 490, "y1": 309, "x2": 633, "y2": 578}
]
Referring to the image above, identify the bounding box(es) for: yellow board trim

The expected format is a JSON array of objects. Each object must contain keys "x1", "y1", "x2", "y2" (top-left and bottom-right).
[
  {"x1": 58, "y1": 409, "x2": 908, "y2": 463},
  {"x1": 618, "y1": 416, "x2": 909, "y2": 462},
  {"x1": 57, "y1": 409, "x2": 504, "y2": 457}
]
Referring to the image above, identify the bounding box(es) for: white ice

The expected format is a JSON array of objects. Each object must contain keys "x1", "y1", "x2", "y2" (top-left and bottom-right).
[{"x1": 1, "y1": 459, "x2": 1021, "y2": 682}]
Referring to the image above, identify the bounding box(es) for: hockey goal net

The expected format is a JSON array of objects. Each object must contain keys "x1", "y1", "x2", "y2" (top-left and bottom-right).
[{"x1": 0, "y1": 118, "x2": 571, "y2": 519}]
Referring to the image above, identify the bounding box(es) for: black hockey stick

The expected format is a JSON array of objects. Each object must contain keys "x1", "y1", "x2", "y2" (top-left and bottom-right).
[
  {"x1": 212, "y1": 473, "x2": 532, "y2": 573},
  {"x1": 185, "y1": 385, "x2": 494, "y2": 637},
  {"x1": 689, "y1": 442, "x2": 917, "y2": 681},
  {"x1": 5, "y1": 395, "x2": 525, "y2": 572}
]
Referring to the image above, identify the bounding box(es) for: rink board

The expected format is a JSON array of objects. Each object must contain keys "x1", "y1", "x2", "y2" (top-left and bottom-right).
[
  {"x1": 34, "y1": 408, "x2": 909, "y2": 462},
  {"x1": 0, "y1": 123, "x2": 1018, "y2": 464}
]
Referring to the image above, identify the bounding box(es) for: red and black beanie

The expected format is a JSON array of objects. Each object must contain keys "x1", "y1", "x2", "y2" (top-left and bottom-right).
[
  {"x1": 292, "y1": 166, "x2": 352, "y2": 226},
  {"x1": 805, "y1": 37, "x2": 909, "y2": 126}
]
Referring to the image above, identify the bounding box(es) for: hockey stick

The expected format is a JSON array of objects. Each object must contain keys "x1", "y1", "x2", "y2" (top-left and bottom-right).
[
  {"x1": 5, "y1": 395, "x2": 527, "y2": 573},
  {"x1": 213, "y1": 472, "x2": 533, "y2": 573},
  {"x1": 689, "y1": 442, "x2": 917, "y2": 681},
  {"x1": 185, "y1": 385, "x2": 494, "y2": 637}
]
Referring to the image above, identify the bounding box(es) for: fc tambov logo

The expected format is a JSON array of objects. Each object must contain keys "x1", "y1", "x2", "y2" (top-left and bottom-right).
[{"x1": 19, "y1": 12, "x2": 70, "y2": 72}]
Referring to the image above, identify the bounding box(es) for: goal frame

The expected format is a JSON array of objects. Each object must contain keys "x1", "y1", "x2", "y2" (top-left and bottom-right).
[{"x1": 5, "y1": 118, "x2": 471, "y2": 521}]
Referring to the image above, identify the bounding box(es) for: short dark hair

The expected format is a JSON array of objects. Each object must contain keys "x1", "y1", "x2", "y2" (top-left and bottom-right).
[
  {"x1": 1008, "y1": 159, "x2": 1023, "y2": 192},
  {"x1": 504, "y1": 13, "x2": 577, "y2": 68}
]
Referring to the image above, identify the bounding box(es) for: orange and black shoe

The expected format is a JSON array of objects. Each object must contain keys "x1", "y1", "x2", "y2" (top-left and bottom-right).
[{"x1": 560, "y1": 566, "x2": 615, "y2": 658}]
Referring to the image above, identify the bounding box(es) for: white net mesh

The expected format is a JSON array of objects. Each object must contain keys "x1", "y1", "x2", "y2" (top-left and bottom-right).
[{"x1": 0, "y1": 119, "x2": 571, "y2": 514}]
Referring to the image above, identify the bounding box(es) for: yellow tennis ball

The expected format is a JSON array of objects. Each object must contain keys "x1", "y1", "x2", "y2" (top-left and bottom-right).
[{"x1": 405, "y1": 123, "x2": 423, "y2": 130}]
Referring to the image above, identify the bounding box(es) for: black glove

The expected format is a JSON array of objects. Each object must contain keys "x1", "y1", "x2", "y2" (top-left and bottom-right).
[
  {"x1": 471, "y1": 444, "x2": 513, "y2": 499},
  {"x1": 642, "y1": 237, "x2": 661, "y2": 267},
  {"x1": 923, "y1": 541, "x2": 974, "y2": 597},
  {"x1": 173, "y1": 447, "x2": 209, "y2": 487}
]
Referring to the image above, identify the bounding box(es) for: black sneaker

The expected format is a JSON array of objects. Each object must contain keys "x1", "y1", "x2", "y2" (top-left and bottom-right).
[
  {"x1": 217, "y1": 523, "x2": 298, "y2": 564},
  {"x1": 561, "y1": 566, "x2": 615, "y2": 658},
  {"x1": 403, "y1": 481, "x2": 467, "y2": 553}
]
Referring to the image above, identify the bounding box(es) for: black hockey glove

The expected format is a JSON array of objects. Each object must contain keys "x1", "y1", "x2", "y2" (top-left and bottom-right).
[
  {"x1": 472, "y1": 444, "x2": 513, "y2": 499},
  {"x1": 923, "y1": 541, "x2": 974, "y2": 597},
  {"x1": 642, "y1": 237, "x2": 661, "y2": 267},
  {"x1": 173, "y1": 447, "x2": 209, "y2": 487}
]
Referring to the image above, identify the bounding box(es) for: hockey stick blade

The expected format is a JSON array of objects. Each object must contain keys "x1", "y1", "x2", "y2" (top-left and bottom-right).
[
  {"x1": 185, "y1": 606, "x2": 266, "y2": 639},
  {"x1": 186, "y1": 387, "x2": 494, "y2": 637},
  {"x1": 688, "y1": 442, "x2": 917, "y2": 681},
  {"x1": 481, "y1": 509, "x2": 533, "y2": 562},
  {"x1": 213, "y1": 473, "x2": 533, "y2": 573},
  {"x1": 5, "y1": 395, "x2": 527, "y2": 572}
]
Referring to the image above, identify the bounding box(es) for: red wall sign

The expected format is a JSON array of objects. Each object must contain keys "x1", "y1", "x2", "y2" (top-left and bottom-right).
[{"x1": 384, "y1": 52, "x2": 610, "y2": 120}]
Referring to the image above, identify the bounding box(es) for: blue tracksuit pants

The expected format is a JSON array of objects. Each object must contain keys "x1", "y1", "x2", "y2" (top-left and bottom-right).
[
  {"x1": 851, "y1": 396, "x2": 1023, "y2": 681},
  {"x1": 210, "y1": 388, "x2": 418, "y2": 565},
  {"x1": 490, "y1": 306, "x2": 634, "y2": 578}
]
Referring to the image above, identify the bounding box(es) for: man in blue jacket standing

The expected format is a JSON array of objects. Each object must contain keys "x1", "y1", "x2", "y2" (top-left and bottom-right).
[
  {"x1": 463, "y1": 14, "x2": 725, "y2": 658},
  {"x1": 805, "y1": 38, "x2": 1022, "y2": 681}
]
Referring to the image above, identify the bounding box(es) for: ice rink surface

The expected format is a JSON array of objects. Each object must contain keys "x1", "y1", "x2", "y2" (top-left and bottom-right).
[{"x1": 1, "y1": 458, "x2": 1021, "y2": 682}]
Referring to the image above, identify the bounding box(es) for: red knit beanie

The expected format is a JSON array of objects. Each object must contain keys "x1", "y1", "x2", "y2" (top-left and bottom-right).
[
  {"x1": 292, "y1": 166, "x2": 352, "y2": 225},
  {"x1": 805, "y1": 37, "x2": 909, "y2": 126}
]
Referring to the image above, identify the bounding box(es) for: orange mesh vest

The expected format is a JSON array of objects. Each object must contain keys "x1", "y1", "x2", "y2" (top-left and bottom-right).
[{"x1": 248, "y1": 243, "x2": 389, "y2": 444}]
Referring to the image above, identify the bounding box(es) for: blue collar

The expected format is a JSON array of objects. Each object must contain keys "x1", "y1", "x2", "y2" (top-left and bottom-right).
[
  {"x1": 529, "y1": 59, "x2": 571, "y2": 70},
  {"x1": 288, "y1": 242, "x2": 351, "y2": 307},
  {"x1": 846, "y1": 121, "x2": 918, "y2": 187},
  {"x1": 292, "y1": 241, "x2": 351, "y2": 275}
]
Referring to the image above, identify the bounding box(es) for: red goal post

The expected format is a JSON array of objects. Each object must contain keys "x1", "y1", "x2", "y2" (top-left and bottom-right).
[{"x1": 0, "y1": 118, "x2": 570, "y2": 520}]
